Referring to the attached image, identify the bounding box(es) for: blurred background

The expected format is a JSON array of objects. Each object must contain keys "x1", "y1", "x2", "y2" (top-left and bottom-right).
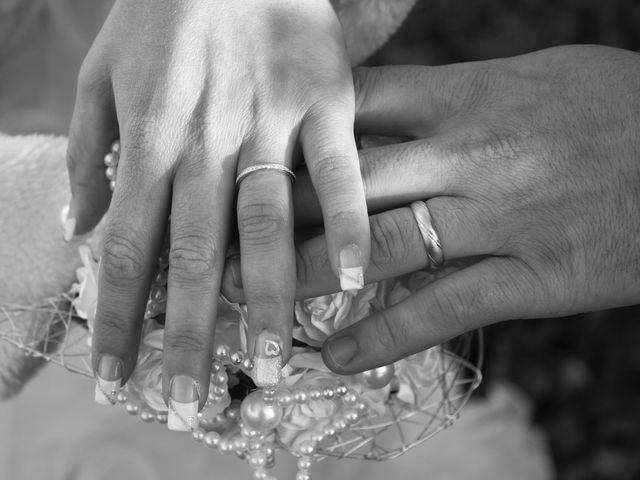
[{"x1": 373, "y1": 2, "x2": 640, "y2": 479}]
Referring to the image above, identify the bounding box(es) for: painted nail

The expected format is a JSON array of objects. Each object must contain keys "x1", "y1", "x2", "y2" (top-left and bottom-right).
[
  {"x1": 338, "y1": 244, "x2": 364, "y2": 291},
  {"x1": 61, "y1": 203, "x2": 76, "y2": 242},
  {"x1": 168, "y1": 375, "x2": 200, "y2": 431},
  {"x1": 94, "y1": 354, "x2": 122, "y2": 406},
  {"x1": 326, "y1": 336, "x2": 358, "y2": 367},
  {"x1": 252, "y1": 330, "x2": 283, "y2": 388}
]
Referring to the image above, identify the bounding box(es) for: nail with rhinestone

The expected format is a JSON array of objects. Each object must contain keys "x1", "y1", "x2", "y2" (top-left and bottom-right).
[
  {"x1": 252, "y1": 330, "x2": 283, "y2": 388},
  {"x1": 168, "y1": 375, "x2": 200, "y2": 431}
]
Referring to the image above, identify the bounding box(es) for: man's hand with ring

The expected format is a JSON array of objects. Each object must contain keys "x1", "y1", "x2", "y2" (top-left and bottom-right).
[
  {"x1": 65, "y1": 0, "x2": 370, "y2": 424},
  {"x1": 223, "y1": 45, "x2": 640, "y2": 373}
]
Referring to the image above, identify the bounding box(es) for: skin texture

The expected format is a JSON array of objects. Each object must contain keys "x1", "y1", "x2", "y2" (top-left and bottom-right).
[
  {"x1": 221, "y1": 45, "x2": 640, "y2": 374},
  {"x1": 66, "y1": 0, "x2": 371, "y2": 402}
]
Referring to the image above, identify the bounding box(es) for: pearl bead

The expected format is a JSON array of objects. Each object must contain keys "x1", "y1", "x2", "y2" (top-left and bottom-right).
[
  {"x1": 343, "y1": 391, "x2": 358, "y2": 405},
  {"x1": 230, "y1": 351, "x2": 244, "y2": 365},
  {"x1": 298, "y1": 441, "x2": 316, "y2": 456},
  {"x1": 355, "y1": 402, "x2": 367, "y2": 413},
  {"x1": 293, "y1": 390, "x2": 308, "y2": 404},
  {"x1": 234, "y1": 437, "x2": 248, "y2": 451},
  {"x1": 336, "y1": 384, "x2": 348, "y2": 396},
  {"x1": 150, "y1": 285, "x2": 167, "y2": 302},
  {"x1": 297, "y1": 458, "x2": 312, "y2": 470},
  {"x1": 140, "y1": 410, "x2": 155, "y2": 423},
  {"x1": 202, "y1": 431, "x2": 220, "y2": 448},
  {"x1": 116, "y1": 392, "x2": 128, "y2": 404},
  {"x1": 216, "y1": 345, "x2": 230, "y2": 359},
  {"x1": 242, "y1": 358, "x2": 254, "y2": 370},
  {"x1": 153, "y1": 269, "x2": 167, "y2": 285},
  {"x1": 155, "y1": 412, "x2": 168, "y2": 424},
  {"x1": 212, "y1": 386, "x2": 226, "y2": 397},
  {"x1": 240, "y1": 391, "x2": 283, "y2": 432},
  {"x1": 249, "y1": 452, "x2": 267, "y2": 468},
  {"x1": 322, "y1": 387, "x2": 335, "y2": 399},
  {"x1": 219, "y1": 440, "x2": 234, "y2": 454},
  {"x1": 343, "y1": 409, "x2": 359, "y2": 424},
  {"x1": 253, "y1": 471, "x2": 268, "y2": 480},
  {"x1": 192, "y1": 428, "x2": 206, "y2": 442},
  {"x1": 211, "y1": 361, "x2": 222, "y2": 373},
  {"x1": 322, "y1": 426, "x2": 336, "y2": 438},
  {"x1": 226, "y1": 407, "x2": 240, "y2": 421},
  {"x1": 109, "y1": 180, "x2": 117, "y2": 192},
  {"x1": 296, "y1": 473, "x2": 310, "y2": 480},
  {"x1": 104, "y1": 152, "x2": 118, "y2": 167},
  {"x1": 242, "y1": 427, "x2": 259, "y2": 438},
  {"x1": 211, "y1": 371, "x2": 227, "y2": 385},
  {"x1": 360, "y1": 364, "x2": 395, "y2": 389},
  {"x1": 333, "y1": 419, "x2": 347, "y2": 432},
  {"x1": 111, "y1": 140, "x2": 121, "y2": 153},
  {"x1": 125, "y1": 403, "x2": 139, "y2": 415},
  {"x1": 310, "y1": 433, "x2": 324, "y2": 444},
  {"x1": 276, "y1": 390, "x2": 292, "y2": 407},
  {"x1": 308, "y1": 388, "x2": 322, "y2": 401},
  {"x1": 105, "y1": 165, "x2": 117, "y2": 180}
]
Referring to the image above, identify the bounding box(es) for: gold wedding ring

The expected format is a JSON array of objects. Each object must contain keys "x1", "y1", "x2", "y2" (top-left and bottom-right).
[
  {"x1": 409, "y1": 200, "x2": 444, "y2": 268},
  {"x1": 235, "y1": 163, "x2": 296, "y2": 187}
]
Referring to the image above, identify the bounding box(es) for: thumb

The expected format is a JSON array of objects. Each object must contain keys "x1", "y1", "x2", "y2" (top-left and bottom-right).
[{"x1": 321, "y1": 256, "x2": 540, "y2": 374}]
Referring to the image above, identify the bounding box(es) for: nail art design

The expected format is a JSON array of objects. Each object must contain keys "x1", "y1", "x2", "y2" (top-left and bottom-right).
[
  {"x1": 168, "y1": 375, "x2": 200, "y2": 432},
  {"x1": 252, "y1": 330, "x2": 283, "y2": 388},
  {"x1": 94, "y1": 354, "x2": 122, "y2": 406},
  {"x1": 338, "y1": 244, "x2": 364, "y2": 291}
]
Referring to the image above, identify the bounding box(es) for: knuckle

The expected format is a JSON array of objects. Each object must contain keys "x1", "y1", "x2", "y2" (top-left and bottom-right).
[
  {"x1": 430, "y1": 284, "x2": 471, "y2": 332},
  {"x1": 369, "y1": 213, "x2": 413, "y2": 271},
  {"x1": 238, "y1": 201, "x2": 288, "y2": 244},
  {"x1": 164, "y1": 328, "x2": 208, "y2": 353},
  {"x1": 312, "y1": 154, "x2": 352, "y2": 187},
  {"x1": 96, "y1": 315, "x2": 131, "y2": 338},
  {"x1": 101, "y1": 230, "x2": 146, "y2": 283},
  {"x1": 374, "y1": 310, "x2": 406, "y2": 353},
  {"x1": 169, "y1": 230, "x2": 220, "y2": 283}
]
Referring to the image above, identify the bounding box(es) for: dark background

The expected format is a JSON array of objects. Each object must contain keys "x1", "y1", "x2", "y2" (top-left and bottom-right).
[{"x1": 373, "y1": 1, "x2": 640, "y2": 479}]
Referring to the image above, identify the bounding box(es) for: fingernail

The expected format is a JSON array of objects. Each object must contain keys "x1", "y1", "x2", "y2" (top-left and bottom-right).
[
  {"x1": 326, "y1": 336, "x2": 358, "y2": 367},
  {"x1": 94, "y1": 354, "x2": 122, "y2": 406},
  {"x1": 168, "y1": 375, "x2": 200, "y2": 431},
  {"x1": 227, "y1": 255, "x2": 242, "y2": 288},
  {"x1": 338, "y1": 244, "x2": 364, "y2": 291},
  {"x1": 252, "y1": 330, "x2": 283, "y2": 388},
  {"x1": 61, "y1": 203, "x2": 76, "y2": 242}
]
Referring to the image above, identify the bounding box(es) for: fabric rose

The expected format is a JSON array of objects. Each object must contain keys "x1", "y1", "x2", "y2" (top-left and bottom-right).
[
  {"x1": 277, "y1": 371, "x2": 340, "y2": 446},
  {"x1": 394, "y1": 347, "x2": 448, "y2": 406},
  {"x1": 71, "y1": 245, "x2": 99, "y2": 331},
  {"x1": 293, "y1": 284, "x2": 377, "y2": 346}
]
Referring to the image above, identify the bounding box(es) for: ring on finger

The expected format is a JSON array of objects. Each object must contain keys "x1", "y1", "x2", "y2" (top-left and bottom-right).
[
  {"x1": 410, "y1": 200, "x2": 444, "y2": 268},
  {"x1": 235, "y1": 163, "x2": 296, "y2": 187}
]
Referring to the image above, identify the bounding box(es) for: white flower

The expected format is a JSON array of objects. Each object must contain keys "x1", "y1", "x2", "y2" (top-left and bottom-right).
[
  {"x1": 71, "y1": 245, "x2": 99, "y2": 330},
  {"x1": 293, "y1": 285, "x2": 377, "y2": 346}
]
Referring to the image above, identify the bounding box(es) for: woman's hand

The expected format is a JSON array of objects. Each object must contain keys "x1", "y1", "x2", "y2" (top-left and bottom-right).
[
  {"x1": 65, "y1": 0, "x2": 370, "y2": 421},
  {"x1": 223, "y1": 45, "x2": 640, "y2": 373}
]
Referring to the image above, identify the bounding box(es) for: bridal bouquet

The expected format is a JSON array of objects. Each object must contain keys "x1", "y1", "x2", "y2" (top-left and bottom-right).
[{"x1": 1, "y1": 232, "x2": 481, "y2": 480}]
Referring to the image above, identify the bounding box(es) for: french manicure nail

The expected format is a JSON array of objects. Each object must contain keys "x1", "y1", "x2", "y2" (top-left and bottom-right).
[
  {"x1": 168, "y1": 375, "x2": 200, "y2": 431},
  {"x1": 94, "y1": 354, "x2": 122, "y2": 405},
  {"x1": 326, "y1": 336, "x2": 358, "y2": 367},
  {"x1": 252, "y1": 330, "x2": 283, "y2": 388},
  {"x1": 338, "y1": 244, "x2": 364, "y2": 291},
  {"x1": 61, "y1": 203, "x2": 76, "y2": 242}
]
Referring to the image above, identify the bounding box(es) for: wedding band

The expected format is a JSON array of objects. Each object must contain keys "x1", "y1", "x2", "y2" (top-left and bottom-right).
[
  {"x1": 410, "y1": 200, "x2": 444, "y2": 268},
  {"x1": 235, "y1": 163, "x2": 296, "y2": 187}
]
